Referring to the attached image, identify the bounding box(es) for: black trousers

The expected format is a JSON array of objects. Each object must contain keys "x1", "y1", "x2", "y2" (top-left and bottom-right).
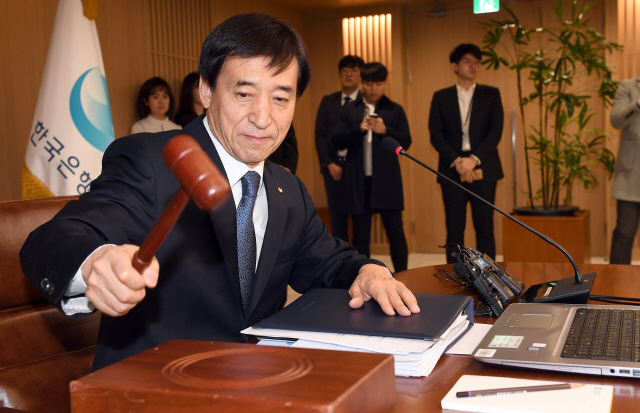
[
  {"x1": 322, "y1": 169, "x2": 349, "y2": 243},
  {"x1": 351, "y1": 177, "x2": 408, "y2": 273},
  {"x1": 441, "y1": 179, "x2": 497, "y2": 263},
  {"x1": 610, "y1": 199, "x2": 640, "y2": 265}
]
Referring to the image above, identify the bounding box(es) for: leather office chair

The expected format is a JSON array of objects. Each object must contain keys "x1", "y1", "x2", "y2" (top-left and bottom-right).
[{"x1": 0, "y1": 196, "x2": 100, "y2": 413}]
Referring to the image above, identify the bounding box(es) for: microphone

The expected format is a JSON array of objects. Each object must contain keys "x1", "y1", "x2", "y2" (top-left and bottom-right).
[{"x1": 381, "y1": 136, "x2": 595, "y2": 305}]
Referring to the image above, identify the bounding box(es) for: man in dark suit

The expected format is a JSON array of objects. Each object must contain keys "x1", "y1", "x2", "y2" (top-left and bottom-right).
[
  {"x1": 267, "y1": 124, "x2": 298, "y2": 174},
  {"x1": 20, "y1": 13, "x2": 419, "y2": 371},
  {"x1": 315, "y1": 55, "x2": 364, "y2": 242},
  {"x1": 428, "y1": 43, "x2": 504, "y2": 263},
  {"x1": 333, "y1": 62, "x2": 411, "y2": 273}
]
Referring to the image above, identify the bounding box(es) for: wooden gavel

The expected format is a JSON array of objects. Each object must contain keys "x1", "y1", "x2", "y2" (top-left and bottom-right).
[{"x1": 131, "y1": 134, "x2": 231, "y2": 272}]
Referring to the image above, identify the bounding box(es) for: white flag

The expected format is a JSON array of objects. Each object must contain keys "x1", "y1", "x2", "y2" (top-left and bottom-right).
[{"x1": 22, "y1": 0, "x2": 114, "y2": 198}]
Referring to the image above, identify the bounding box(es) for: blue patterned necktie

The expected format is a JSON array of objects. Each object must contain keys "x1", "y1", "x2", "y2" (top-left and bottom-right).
[{"x1": 237, "y1": 170, "x2": 261, "y2": 313}]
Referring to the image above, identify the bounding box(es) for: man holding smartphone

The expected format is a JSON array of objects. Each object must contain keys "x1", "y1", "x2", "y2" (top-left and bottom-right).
[{"x1": 333, "y1": 62, "x2": 411, "y2": 273}]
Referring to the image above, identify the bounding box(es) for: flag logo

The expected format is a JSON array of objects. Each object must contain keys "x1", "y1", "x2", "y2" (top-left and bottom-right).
[
  {"x1": 22, "y1": 0, "x2": 113, "y2": 198},
  {"x1": 70, "y1": 67, "x2": 114, "y2": 152}
]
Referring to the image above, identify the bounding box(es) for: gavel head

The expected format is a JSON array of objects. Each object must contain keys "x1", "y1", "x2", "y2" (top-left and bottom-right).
[{"x1": 163, "y1": 134, "x2": 231, "y2": 211}]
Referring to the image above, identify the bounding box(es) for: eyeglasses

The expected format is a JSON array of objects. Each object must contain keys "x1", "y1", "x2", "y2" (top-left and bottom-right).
[
  {"x1": 461, "y1": 58, "x2": 481, "y2": 66},
  {"x1": 340, "y1": 68, "x2": 360, "y2": 75}
]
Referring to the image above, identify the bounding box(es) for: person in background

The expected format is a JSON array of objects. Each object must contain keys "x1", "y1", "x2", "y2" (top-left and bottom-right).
[
  {"x1": 332, "y1": 62, "x2": 411, "y2": 273},
  {"x1": 315, "y1": 55, "x2": 364, "y2": 242},
  {"x1": 428, "y1": 43, "x2": 504, "y2": 263},
  {"x1": 267, "y1": 125, "x2": 298, "y2": 174},
  {"x1": 174, "y1": 72, "x2": 205, "y2": 127},
  {"x1": 130, "y1": 77, "x2": 182, "y2": 134},
  {"x1": 610, "y1": 75, "x2": 640, "y2": 264}
]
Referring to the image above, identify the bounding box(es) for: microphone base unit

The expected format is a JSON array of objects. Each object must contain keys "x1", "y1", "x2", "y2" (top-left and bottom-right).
[{"x1": 519, "y1": 272, "x2": 596, "y2": 304}]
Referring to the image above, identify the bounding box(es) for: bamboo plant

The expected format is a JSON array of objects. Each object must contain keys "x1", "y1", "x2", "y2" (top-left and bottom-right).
[{"x1": 481, "y1": 0, "x2": 620, "y2": 210}]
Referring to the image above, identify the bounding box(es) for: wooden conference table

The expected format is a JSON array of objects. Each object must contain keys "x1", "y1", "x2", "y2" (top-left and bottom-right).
[{"x1": 390, "y1": 262, "x2": 640, "y2": 412}]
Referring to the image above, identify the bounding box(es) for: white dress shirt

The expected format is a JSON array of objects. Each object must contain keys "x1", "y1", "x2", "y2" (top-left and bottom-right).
[
  {"x1": 363, "y1": 102, "x2": 376, "y2": 177},
  {"x1": 61, "y1": 116, "x2": 268, "y2": 315},
  {"x1": 341, "y1": 89, "x2": 359, "y2": 105},
  {"x1": 203, "y1": 117, "x2": 268, "y2": 263},
  {"x1": 456, "y1": 82, "x2": 476, "y2": 152}
]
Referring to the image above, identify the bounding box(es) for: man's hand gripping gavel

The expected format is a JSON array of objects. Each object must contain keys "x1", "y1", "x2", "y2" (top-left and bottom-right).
[{"x1": 82, "y1": 135, "x2": 231, "y2": 317}]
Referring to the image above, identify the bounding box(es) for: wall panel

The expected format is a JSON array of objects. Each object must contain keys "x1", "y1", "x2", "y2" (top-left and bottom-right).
[
  {"x1": 148, "y1": 0, "x2": 210, "y2": 107},
  {"x1": 0, "y1": 0, "x2": 58, "y2": 201}
]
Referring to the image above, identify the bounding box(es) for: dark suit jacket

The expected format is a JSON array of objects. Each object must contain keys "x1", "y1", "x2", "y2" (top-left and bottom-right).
[
  {"x1": 314, "y1": 90, "x2": 363, "y2": 171},
  {"x1": 267, "y1": 125, "x2": 298, "y2": 174},
  {"x1": 428, "y1": 84, "x2": 504, "y2": 183},
  {"x1": 332, "y1": 95, "x2": 411, "y2": 213},
  {"x1": 20, "y1": 115, "x2": 378, "y2": 370}
]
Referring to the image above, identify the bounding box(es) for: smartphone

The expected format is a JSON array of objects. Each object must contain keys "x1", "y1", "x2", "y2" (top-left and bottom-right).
[{"x1": 369, "y1": 113, "x2": 379, "y2": 119}]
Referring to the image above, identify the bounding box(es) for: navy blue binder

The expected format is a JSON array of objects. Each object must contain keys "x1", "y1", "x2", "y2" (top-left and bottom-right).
[{"x1": 252, "y1": 288, "x2": 474, "y2": 341}]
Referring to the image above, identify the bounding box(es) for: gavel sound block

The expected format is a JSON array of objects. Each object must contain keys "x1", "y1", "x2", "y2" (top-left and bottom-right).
[
  {"x1": 70, "y1": 339, "x2": 396, "y2": 412},
  {"x1": 132, "y1": 134, "x2": 231, "y2": 272}
]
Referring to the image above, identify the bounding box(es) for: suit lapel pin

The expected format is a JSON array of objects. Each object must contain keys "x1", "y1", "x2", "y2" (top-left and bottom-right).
[{"x1": 278, "y1": 187, "x2": 283, "y2": 193}]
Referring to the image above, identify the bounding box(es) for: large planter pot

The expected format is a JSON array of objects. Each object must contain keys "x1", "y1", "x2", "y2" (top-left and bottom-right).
[
  {"x1": 502, "y1": 210, "x2": 591, "y2": 263},
  {"x1": 512, "y1": 205, "x2": 579, "y2": 217}
]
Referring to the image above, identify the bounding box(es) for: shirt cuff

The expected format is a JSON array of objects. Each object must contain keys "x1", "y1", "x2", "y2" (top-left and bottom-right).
[
  {"x1": 61, "y1": 244, "x2": 114, "y2": 316},
  {"x1": 450, "y1": 157, "x2": 461, "y2": 169},
  {"x1": 61, "y1": 297, "x2": 96, "y2": 316},
  {"x1": 470, "y1": 154, "x2": 481, "y2": 166},
  {"x1": 65, "y1": 244, "x2": 114, "y2": 296}
]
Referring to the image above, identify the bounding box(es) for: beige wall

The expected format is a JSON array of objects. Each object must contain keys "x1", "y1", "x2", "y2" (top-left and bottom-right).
[
  {"x1": 0, "y1": 0, "x2": 625, "y2": 257},
  {"x1": 1, "y1": 0, "x2": 58, "y2": 202}
]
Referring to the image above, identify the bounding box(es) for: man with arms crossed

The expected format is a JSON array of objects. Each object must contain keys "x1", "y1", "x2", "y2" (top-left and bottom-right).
[
  {"x1": 20, "y1": 14, "x2": 419, "y2": 371},
  {"x1": 428, "y1": 43, "x2": 504, "y2": 263},
  {"x1": 315, "y1": 55, "x2": 364, "y2": 242}
]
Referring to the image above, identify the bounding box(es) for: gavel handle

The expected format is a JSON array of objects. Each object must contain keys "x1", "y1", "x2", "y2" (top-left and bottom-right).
[{"x1": 132, "y1": 187, "x2": 189, "y2": 273}]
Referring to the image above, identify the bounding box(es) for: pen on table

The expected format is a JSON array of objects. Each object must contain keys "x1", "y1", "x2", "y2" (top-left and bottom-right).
[{"x1": 456, "y1": 382, "x2": 583, "y2": 398}]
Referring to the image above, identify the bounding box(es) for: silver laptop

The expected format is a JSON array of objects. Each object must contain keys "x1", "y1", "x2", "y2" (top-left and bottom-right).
[{"x1": 473, "y1": 303, "x2": 640, "y2": 378}]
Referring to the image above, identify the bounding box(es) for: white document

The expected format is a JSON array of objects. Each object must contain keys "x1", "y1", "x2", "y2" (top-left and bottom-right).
[
  {"x1": 445, "y1": 323, "x2": 493, "y2": 355},
  {"x1": 441, "y1": 375, "x2": 613, "y2": 413},
  {"x1": 242, "y1": 327, "x2": 435, "y2": 354},
  {"x1": 258, "y1": 317, "x2": 470, "y2": 378},
  {"x1": 246, "y1": 313, "x2": 470, "y2": 378},
  {"x1": 282, "y1": 337, "x2": 447, "y2": 377}
]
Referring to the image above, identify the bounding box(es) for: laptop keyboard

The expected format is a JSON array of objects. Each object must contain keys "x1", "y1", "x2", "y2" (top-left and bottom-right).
[{"x1": 561, "y1": 308, "x2": 640, "y2": 362}]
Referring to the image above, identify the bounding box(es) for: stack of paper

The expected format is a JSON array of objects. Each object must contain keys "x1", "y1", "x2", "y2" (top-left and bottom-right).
[
  {"x1": 242, "y1": 312, "x2": 469, "y2": 377},
  {"x1": 241, "y1": 288, "x2": 475, "y2": 377}
]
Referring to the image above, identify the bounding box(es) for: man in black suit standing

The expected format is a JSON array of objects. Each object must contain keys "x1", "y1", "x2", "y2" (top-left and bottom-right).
[
  {"x1": 20, "y1": 14, "x2": 419, "y2": 371},
  {"x1": 315, "y1": 55, "x2": 364, "y2": 242},
  {"x1": 333, "y1": 62, "x2": 411, "y2": 273},
  {"x1": 268, "y1": 125, "x2": 298, "y2": 174},
  {"x1": 428, "y1": 43, "x2": 504, "y2": 263}
]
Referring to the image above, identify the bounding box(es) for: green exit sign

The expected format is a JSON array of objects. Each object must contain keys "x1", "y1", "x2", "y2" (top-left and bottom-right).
[{"x1": 474, "y1": 0, "x2": 499, "y2": 14}]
